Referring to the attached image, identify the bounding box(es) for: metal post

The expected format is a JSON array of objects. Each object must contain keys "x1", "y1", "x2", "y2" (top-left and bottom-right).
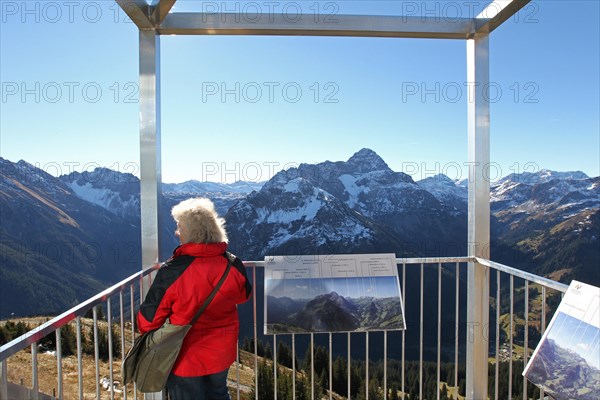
[
  {"x1": 1, "y1": 360, "x2": 8, "y2": 400},
  {"x1": 93, "y1": 307, "x2": 100, "y2": 400},
  {"x1": 437, "y1": 263, "x2": 442, "y2": 400},
  {"x1": 383, "y1": 331, "x2": 387, "y2": 400},
  {"x1": 139, "y1": 27, "x2": 162, "y2": 299},
  {"x1": 253, "y1": 266, "x2": 258, "y2": 400},
  {"x1": 365, "y1": 332, "x2": 369, "y2": 400},
  {"x1": 509, "y1": 275, "x2": 514, "y2": 399},
  {"x1": 419, "y1": 263, "x2": 424, "y2": 400},
  {"x1": 76, "y1": 317, "x2": 83, "y2": 400},
  {"x1": 523, "y1": 280, "x2": 529, "y2": 400},
  {"x1": 454, "y1": 262, "x2": 460, "y2": 392},
  {"x1": 31, "y1": 343, "x2": 39, "y2": 400},
  {"x1": 310, "y1": 333, "x2": 314, "y2": 400},
  {"x1": 466, "y1": 32, "x2": 491, "y2": 400},
  {"x1": 108, "y1": 298, "x2": 115, "y2": 400},
  {"x1": 401, "y1": 264, "x2": 406, "y2": 400},
  {"x1": 120, "y1": 292, "x2": 128, "y2": 400},
  {"x1": 139, "y1": 26, "x2": 164, "y2": 400},
  {"x1": 56, "y1": 327, "x2": 63, "y2": 399},
  {"x1": 495, "y1": 270, "x2": 500, "y2": 400},
  {"x1": 347, "y1": 333, "x2": 351, "y2": 400},
  {"x1": 329, "y1": 333, "x2": 333, "y2": 400},
  {"x1": 292, "y1": 333, "x2": 296, "y2": 400},
  {"x1": 274, "y1": 334, "x2": 277, "y2": 400}
]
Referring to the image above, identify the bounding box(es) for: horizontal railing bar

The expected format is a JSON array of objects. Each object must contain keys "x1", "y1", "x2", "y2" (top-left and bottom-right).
[
  {"x1": 159, "y1": 13, "x2": 476, "y2": 39},
  {"x1": 0, "y1": 263, "x2": 160, "y2": 360},
  {"x1": 399, "y1": 257, "x2": 471, "y2": 264},
  {"x1": 243, "y1": 257, "x2": 471, "y2": 269},
  {"x1": 475, "y1": 257, "x2": 569, "y2": 293}
]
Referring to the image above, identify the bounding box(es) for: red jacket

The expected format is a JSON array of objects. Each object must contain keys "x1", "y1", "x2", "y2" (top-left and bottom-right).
[{"x1": 137, "y1": 242, "x2": 252, "y2": 377}]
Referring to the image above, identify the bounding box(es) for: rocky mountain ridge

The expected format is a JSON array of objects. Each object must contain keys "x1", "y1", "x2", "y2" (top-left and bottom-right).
[{"x1": 1, "y1": 151, "x2": 598, "y2": 318}]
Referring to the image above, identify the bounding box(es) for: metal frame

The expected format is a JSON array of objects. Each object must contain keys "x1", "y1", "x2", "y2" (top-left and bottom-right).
[{"x1": 114, "y1": 1, "x2": 532, "y2": 399}]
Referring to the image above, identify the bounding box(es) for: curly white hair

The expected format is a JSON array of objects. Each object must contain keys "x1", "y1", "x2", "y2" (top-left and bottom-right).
[{"x1": 171, "y1": 198, "x2": 228, "y2": 244}]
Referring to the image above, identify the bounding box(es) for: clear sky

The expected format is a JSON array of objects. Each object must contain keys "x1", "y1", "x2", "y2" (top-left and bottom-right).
[
  {"x1": 266, "y1": 276, "x2": 401, "y2": 299},
  {"x1": 548, "y1": 311, "x2": 600, "y2": 370},
  {"x1": 1, "y1": 0, "x2": 599, "y2": 183}
]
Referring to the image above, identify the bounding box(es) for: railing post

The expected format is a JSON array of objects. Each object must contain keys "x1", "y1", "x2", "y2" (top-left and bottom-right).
[
  {"x1": 1, "y1": 359, "x2": 8, "y2": 400},
  {"x1": 466, "y1": 32, "x2": 491, "y2": 400}
]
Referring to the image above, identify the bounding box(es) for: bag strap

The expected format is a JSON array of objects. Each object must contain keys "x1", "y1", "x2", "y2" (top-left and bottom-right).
[{"x1": 189, "y1": 254, "x2": 233, "y2": 325}]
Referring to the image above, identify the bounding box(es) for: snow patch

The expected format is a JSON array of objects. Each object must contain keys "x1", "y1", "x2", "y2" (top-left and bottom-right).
[
  {"x1": 265, "y1": 194, "x2": 322, "y2": 224},
  {"x1": 67, "y1": 181, "x2": 138, "y2": 218},
  {"x1": 339, "y1": 174, "x2": 368, "y2": 207}
]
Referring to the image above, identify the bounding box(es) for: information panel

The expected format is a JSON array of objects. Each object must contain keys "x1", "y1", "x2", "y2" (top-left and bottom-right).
[
  {"x1": 523, "y1": 280, "x2": 600, "y2": 399},
  {"x1": 264, "y1": 253, "x2": 406, "y2": 335}
]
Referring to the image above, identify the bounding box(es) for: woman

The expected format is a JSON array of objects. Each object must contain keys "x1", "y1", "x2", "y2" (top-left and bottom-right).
[{"x1": 137, "y1": 198, "x2": 252, "y2": 399}]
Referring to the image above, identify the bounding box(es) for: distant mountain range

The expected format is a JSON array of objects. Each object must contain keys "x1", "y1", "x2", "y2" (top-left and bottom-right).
[
  {"x1": 267, "y1": 291, "x2": 404, "y2": 333},
  {"x1": 525, "y1": 336, "x2": 600, "y2": 399},
  {"x1": 0, "y1": 150, "x2": 598, "y2": 318},
  {"x1": 226, "y1": 149, "x2": 598, "y2": 284},
  {"x1": 0, "y1": 159, "x2": 259, "y2": 318}
]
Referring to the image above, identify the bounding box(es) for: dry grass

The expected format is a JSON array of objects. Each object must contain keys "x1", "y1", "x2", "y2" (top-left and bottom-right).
[{"x1": 3, "y1": 317, "x2": 257, "y2": 400}]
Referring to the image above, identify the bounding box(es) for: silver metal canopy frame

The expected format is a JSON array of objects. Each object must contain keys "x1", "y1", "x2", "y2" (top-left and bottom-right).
[{"x1": 115, "y1": 1, "x2": 531, "y2": 399}]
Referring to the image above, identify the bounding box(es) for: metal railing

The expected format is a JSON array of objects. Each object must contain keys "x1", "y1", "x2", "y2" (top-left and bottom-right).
[
  {"x1": 0, "y1": 264, "x2": 159, "y2": 400},
  {"x1": 0, "y1": 256, "x2": 568, "y2": 400}
]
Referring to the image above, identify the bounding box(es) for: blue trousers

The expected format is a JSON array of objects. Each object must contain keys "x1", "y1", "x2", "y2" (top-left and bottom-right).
[{"x1": 166, "y1": 368, "x2": 231, "y2": 400}]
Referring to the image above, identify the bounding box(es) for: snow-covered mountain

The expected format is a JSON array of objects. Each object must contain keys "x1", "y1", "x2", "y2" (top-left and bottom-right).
[
  {"x1": 417, "y1": 174, "x2": 468, "y2": 214},
  {"x1": 225, "y1": 149, "x2": 467, "y2": 260},
  {"x1": 225, "y1": 174, "x2": 404, "y2": 259},
  {"x1": 1, "y1": 151, "x2": 598, "y2": 318},
  {"x1": 163, "y1": 180, "x2": 263, "y2": 194},
  {"x1": 495, "y1": 169, "x2": 589, "y2": 186},
  {"x1": 490, "y1": 170, "x2": 599, "y2": 246},
  {"x1": 0, "y1": 158, "x2": 265, "y2": 318},
  {"x1": 0, "y1": 158, "x2": 142, "y2": 318},
  {"x1": 225, "y1": 150, "x2": 597, "y2": 285},
  {"x1": 489, "y1": 170, "x2": 599, "y2": 283},
  {"x1": 61, "y1": 168, "x2": 140, "y2": 220},
  {"x1": 491, "y1": 170, "x2": 596, "y2": 213}
]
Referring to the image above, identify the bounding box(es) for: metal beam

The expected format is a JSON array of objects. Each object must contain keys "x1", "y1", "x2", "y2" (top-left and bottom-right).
[
  {"x1": 159, "y1": 13, "x2": 475, "y2": 39},
  {"x1": 116, "y1": 0, "x2": 153, "y2": 29},
  {"x1": 152, "y1": 0, "x2": 177, "y2": 26},
  {"x1": 475, "y1": 0, "x2": 532, "y2": 34},
  {"x1": 465, "y1": 33, "x2": 491, "y2": 399},
  {"x1": 139, "y1": 29, "x2": 162, "y2": 296}
]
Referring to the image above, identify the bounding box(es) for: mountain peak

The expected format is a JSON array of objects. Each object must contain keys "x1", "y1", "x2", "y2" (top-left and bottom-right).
[{"x1": 346, "y1": 148, "x2": 391, "y2": 173}]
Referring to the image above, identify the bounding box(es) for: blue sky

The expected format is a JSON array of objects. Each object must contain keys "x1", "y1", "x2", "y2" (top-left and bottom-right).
[
  {"x1": 1, "y1": 1, "x2": 599, "y2": 183},
  {"x1": 547, "y1": 311, "x2": 600, "y2": 370},
  {"x1": 266, "y1": 276, "x2": 401, "y2": 299}
]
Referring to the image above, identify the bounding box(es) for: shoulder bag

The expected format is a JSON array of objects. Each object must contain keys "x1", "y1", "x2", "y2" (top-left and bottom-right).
[{"x1": 122, "y1": 254, "x2": 233, "y2": 392}]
